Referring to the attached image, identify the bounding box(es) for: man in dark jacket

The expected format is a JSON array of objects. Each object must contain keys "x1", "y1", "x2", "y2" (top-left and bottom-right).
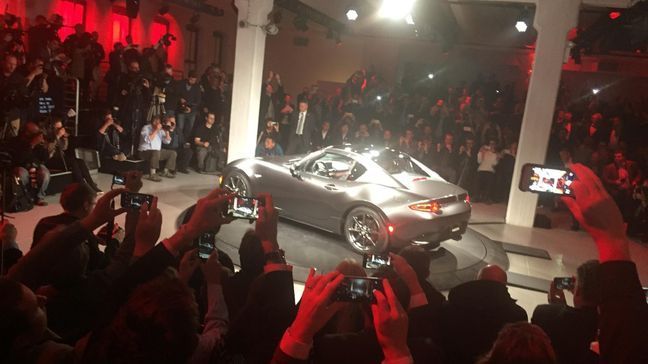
[
  {"x1": 439, "y1": 265, "x2": 527, "y2": 364},
  {"x1": 6, "y1": 122, "x2": 50, "y2": 206},
  {"x1": 286, "y1": 100, "x2": 317, "y2": 155},
  {"x1": 174, "y1": 71, "x2": 202, "y2": 140},
  {"x1": 532, "y1": 260, "x2": 600, "y2": 364}
]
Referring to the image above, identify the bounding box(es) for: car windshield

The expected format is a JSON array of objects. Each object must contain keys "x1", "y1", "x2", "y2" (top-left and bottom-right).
[{"x1": 365, "y1": 149, "x2": 427, "y2": 175}]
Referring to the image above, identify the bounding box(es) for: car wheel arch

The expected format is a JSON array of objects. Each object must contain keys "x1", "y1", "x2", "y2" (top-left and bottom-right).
[
  {"x1": 339, "y1": 202, "x2": 390, "y2": 235},
  {"x1": 222, "y1": 168, "x2": 255, "y2": 193}
]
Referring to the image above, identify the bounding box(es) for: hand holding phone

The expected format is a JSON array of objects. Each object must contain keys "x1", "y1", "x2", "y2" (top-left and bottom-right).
[
  {"x1": 228, "y1": 195, "x2": 263, "y2": 220},
  {"x1": 520, "y1": 163, "x2": 575, "y2": 196},
  {"x1": 553, "y1": 276, "x2": 575, "y2": 291}
]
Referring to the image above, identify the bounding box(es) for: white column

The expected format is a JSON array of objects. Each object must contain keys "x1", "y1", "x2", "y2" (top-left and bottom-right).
[
  {"x1": 228, "y1": 0, "x2": 274, "y2": 163},
  {"x1": 505, "y1": 0, "x2": 581, "y2": 227}
]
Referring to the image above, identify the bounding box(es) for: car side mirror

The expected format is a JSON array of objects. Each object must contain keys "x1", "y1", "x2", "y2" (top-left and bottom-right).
[{"x1": 290, "y1": 164, "x2": 302, "y2": 180}]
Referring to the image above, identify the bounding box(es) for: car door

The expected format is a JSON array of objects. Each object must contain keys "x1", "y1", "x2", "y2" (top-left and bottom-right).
[{"x1": 290, "y1": 152, "x2": 358, "y2": 231}]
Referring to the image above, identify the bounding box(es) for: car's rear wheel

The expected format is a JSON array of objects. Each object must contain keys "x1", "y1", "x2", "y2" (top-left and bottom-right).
[
  {"x1": 344, "y1": 206, "x2": 389, "y2": 253},
  {"x1": 222, "y1": 171, "x2": 251, "y2": 196}
]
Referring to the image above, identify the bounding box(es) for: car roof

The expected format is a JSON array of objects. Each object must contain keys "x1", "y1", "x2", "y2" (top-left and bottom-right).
[{"x1": 325, "y1": 145, "x2": 405, "y2": 159}]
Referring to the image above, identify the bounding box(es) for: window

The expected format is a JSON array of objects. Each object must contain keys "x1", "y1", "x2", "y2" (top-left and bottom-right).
[
  {"x1": 305, "y1": 153, "x2": 365, "y2": 181},
  {"x1": 185, "y1": 24, "x2": 199, "y2": 72},
  {"x1": 58, "y1": 0, "x2": 86, "y2": 41}
]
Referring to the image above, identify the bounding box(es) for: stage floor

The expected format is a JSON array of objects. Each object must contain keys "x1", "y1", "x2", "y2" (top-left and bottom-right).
[{"x1": 8, "y1": 171, "x2": 648, "y2": 316}]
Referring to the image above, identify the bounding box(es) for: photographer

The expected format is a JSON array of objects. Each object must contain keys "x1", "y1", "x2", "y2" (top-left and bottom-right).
[
  {"x1": 174, "y1": 71, "x2": 202, "y2": 141},
  {"x1": 531, "y1": 261, "x2": 600, "y2": 364},
  {"x1": 161, "y1": 115, "x2": 192, "y2": 175},
  {"x1": 117, "y1": 60, "x2": 151, "y2": 156},
  {"x1": 138, "y1": 115, "x2": 176, "y2": 181},
  {"x1": 0, "y1": 54, "x2": 28, "y2": 139},
  {"x1": 193, "y1": 112, "x2": 224, "y2": 173},
  {"x1": 6, "y1": 122, "x2": 51, "y2": 206},
  {"x1": 46, "y1": 117, "x2": 101, "y2": 192},
  {"x1": 97, "y1": 110, "x2": 126, "y2": 161}
]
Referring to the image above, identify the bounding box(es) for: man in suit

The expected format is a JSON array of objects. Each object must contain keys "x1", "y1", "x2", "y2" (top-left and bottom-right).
[
  {"x1": 312, "y1": 120, "x2": 332, "y2": 150},
  {"x1": 532, "y1": 260, "x2": 600, "y2": 364},
  {"x1": 286, "y1": 100, "x2": 316, "y2": 155}
]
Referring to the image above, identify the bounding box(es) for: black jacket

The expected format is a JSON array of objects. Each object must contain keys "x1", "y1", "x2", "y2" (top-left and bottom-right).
[{"x1": 439, "y1": 280, "x2": 528, "y2": 364}]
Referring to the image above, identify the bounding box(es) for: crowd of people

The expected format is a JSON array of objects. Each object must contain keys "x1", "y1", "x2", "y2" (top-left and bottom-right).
[{"x1": 1, "y1": 164, "x2": 646, "y2": 364}]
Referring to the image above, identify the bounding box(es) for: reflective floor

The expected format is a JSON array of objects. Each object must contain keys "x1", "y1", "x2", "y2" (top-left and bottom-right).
[{"x1": 10, "y1": 171, "x2": 648, "y2": 316}]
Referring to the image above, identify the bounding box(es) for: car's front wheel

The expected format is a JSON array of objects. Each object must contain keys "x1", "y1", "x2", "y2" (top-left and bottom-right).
[
  {"x1": 344, "y1": 206, "x2": 389, "y2": 253},
  {"x1": 222, "y1": 170, "x2": 251, "y2": 196}
]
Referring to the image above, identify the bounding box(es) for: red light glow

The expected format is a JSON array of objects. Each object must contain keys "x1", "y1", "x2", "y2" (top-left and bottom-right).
[
  {"x1": 388, "y1": 225, "x2": 395, "y2": 234},
  {"x1": 609, "y1": 11, "x2": 621, "y2": 20}
]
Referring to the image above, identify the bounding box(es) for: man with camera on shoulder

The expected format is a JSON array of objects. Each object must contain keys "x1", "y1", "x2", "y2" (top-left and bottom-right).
[{"x1": 138, "y1": 116, "x2": 176, "y2": 182}]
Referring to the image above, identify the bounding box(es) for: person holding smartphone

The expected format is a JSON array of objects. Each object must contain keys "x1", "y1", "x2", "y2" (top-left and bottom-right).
[{"x1": 531, "y1": 261, "x2": 600, "y2": 364}]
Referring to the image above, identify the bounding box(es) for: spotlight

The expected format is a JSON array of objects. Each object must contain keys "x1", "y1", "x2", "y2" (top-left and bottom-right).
[
  {"x1": 376, "y1": 95, "x2": 382, "y2": 101},
  {"x1": 515, "y1": 21, "x2": 528, "y2": 33},
  {"x1": 405, "y1": 14, "x2": 415, "y2": 25},
  {"x1": 592, "y1": 88, "x2": 600, "y2": 95},
  {"x1": 379, "y1": 0, "x2": 416, "y2": 21},
  {"x1": 346, "y1": 8, "x2": 359, "y2": 21},
  {"x1": 427, "y1": 73, "x2": 434, "y2": 79}
]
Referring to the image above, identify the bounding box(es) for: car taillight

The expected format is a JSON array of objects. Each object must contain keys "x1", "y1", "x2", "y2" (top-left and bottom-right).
[
  {"x1": 388, "y1": 225, "x2": 395, "y2": 234},
  {"x1": 464, "y1": 194, "x2": 470, "y2": 204},
  {"x1": 409, "y1": 201, "x2": 441, "y2": 214}
]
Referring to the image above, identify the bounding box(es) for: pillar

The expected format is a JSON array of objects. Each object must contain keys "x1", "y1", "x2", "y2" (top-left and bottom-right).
[
  {"x1": 505, "y1": 0, "x2": 581, "y2": 227},
  {"x1": 227, "y1": 0, "x2": 274, "y2": 163}
]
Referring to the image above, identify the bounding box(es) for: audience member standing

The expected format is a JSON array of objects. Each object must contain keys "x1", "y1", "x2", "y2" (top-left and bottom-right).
[
  {"x1": 193, "y1": 112, "x2": 218, "y2": 173},
  {"x1": 174, "y1": 71, "x2": 202, "y2": 141},
  {"x1": 476, "y1": 140, "x2": 499, "y2": 203}
]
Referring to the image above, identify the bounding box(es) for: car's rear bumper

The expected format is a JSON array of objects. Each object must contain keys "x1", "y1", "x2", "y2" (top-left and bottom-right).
[{"x1": 386, "y1": 203, "x2": 471, "y2": 250}]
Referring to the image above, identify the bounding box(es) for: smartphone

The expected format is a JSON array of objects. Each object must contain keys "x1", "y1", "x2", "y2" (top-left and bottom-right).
[
  {"x1": 553, "y1": 277, "x2": 575, "y2": 290},
  {"x1": 112, "y1": 174, "x2": 125, "y2": 185},
  {"x1": 362, "y1": 253, "x2": 391, "y2": 269},
  {"x1": 120, "y1": 192, "x2": 154, "y2": 210},
  {"x1": 520, "y1": 163, "x2": 575, "y2": 196},
  {"x1": 197, "y1": 232, "x2": 216, "y2": 260},
  {"x1": 228, "y1": 196, "x2": 262, "y2": 220},
  {"x1": 333, "y1": 276, "x2": 383, "y2": 303}
]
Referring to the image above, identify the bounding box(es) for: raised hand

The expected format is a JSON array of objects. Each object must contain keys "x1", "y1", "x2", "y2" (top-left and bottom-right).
[
  {"x1": 289, "y1": 268, "x2": 344, "y2": 343},
  {"x1": 185, "y1": 189, "x2": 234, "y2": 239},
  {"x1": 178, "y1": 248, "x2": 200, "y2": 284},
  {"x1": 134, "y1": 198, "x2": 162, "y2": 257},
  {"x1": 201, "y1": 250, "x2": 223, "y2": 285},
  {"x1": 561, "y1": 163, "x2": 630, "y2": 261},
  {"x1": 372, "y1": 279, "x2": 411, "y2": 361},
  {"x1": 81, "y1": 188, "x2": 127, "y2": 231},
  {"x1": 255, "y1": 193, "x2": 278, "y2": 252}
]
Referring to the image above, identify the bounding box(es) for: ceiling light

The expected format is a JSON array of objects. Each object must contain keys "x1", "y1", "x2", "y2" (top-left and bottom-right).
[
  {"x1": 592, "y1": 88, "x2": 600, "y2": 95},
  {"x1": 346, "y1": 8, "x2": 359, "y2": 21},
  {"x1": 379, "y1": 0, "x2": 416, "y2": 20},
  {"x1": 405, "y1": 14, "x2": 414, "y2": 25},
  {"x1": 515, "y1": 20, "x2": 528, "y2": 33},
  {"x1": 427, "y1": 73, "x2": 434, "y2": 79},
  {"x1": 376, "y1": 95, "x2": 382, "y2": 101}
]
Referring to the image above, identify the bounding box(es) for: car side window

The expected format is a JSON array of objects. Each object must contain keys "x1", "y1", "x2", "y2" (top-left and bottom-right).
[{"x1": 305, "y1": 153, "x2": 360, "y2": 181}]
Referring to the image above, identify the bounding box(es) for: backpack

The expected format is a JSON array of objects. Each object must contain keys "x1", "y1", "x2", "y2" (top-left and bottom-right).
[{"x1": 3, "y1": 174, "x2": 34, "y2": 213}]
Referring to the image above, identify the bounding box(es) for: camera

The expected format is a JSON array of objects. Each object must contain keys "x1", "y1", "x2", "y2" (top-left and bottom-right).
[
  {"x1": 121, "y1": 192, "x2": 154, "y2": 210},
  {"x1": 333, "y1": 276, "x2": 383, "y2": 303}
]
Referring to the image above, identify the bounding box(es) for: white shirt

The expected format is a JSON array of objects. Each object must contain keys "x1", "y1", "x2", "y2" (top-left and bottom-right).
[
  {"x1": 138, "y1": 124, "x2": 169, "y2": 152},
  {"x1": 296, "y1": 112, "x2": 306, "y2": 135},
  {"x1": 477, "y1": 148, "x2": 499, "y2": 173}
]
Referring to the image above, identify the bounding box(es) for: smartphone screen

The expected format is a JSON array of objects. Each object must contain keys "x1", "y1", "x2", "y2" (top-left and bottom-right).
[
  {"x1": 228, "y1": 196, "x2": 261, "y2": 220},
  {"x1": 120, "y1": 192, "x2": 154, "y2": 210},
  {"x1": 362, "y1": 254, "x2": 391, "y2": 269},
  {"x1": 112, "y1": 174, "x2": 125, "y2": 185},
  {"x1": 520, "y1": 164, "x2": 575, "y2": 195},
  {"x1": 553, "y1": 277, "x2": 575, "y2": 290},
  {"x1": 333, "y1": 276, "x2": 383, "y2": 303},
  {"x1": 198, "y1": 232, "x2": 216, "y2": 260}
]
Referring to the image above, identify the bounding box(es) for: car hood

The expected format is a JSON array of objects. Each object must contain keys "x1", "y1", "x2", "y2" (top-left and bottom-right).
[{"x1": 392, "y1": 173, "x2": 466, "y2": 199}]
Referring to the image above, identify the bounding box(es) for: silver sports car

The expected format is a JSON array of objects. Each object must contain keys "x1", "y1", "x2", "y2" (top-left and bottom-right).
[{"x1": 221, "y1": 146, "x2": 471, "y2": 253}]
